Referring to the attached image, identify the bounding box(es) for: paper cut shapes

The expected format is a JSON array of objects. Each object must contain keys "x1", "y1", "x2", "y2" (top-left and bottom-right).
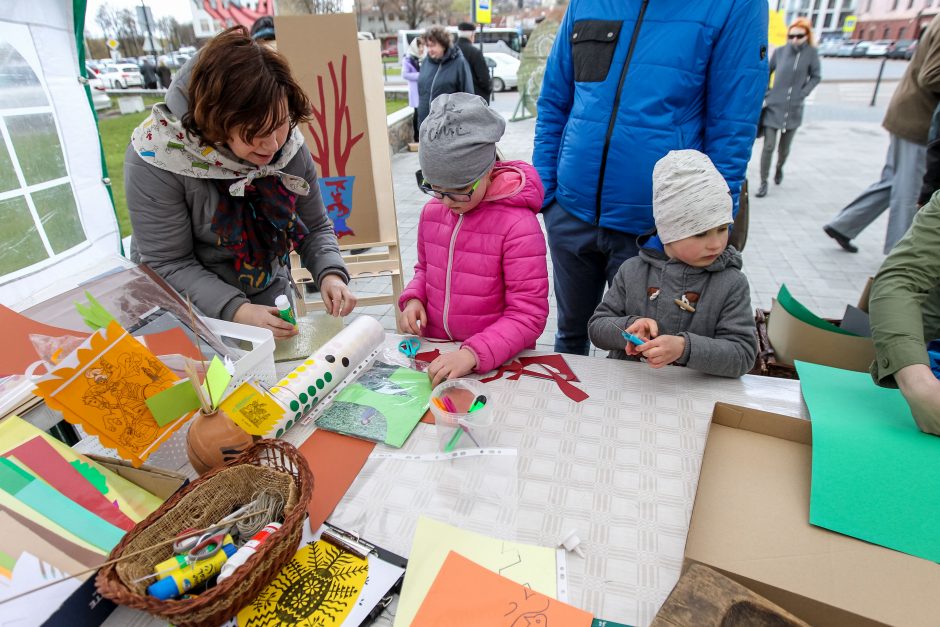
[
  {"x1": 237, "y1": 539, "x2": 368, "y2": 626},
  {"x1": 481, "y1": 354, "x2": 589, "y2": 402},
  {"x1": 412, "y1": 551, "x2": 592, "y2": 627},
  {"x1": 33, "y1": 321, "x2": 192, "y2": 466}
]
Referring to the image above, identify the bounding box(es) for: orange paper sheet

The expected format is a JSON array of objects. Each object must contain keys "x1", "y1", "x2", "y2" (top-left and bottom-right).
[
  {"x1": 298, "y1": 429, "x2": 375, "y2": 531},
  {"x1": 33, "y1": 322, "x2": 191, "y2": 466},
  {"x1": 412, "y1": 551, "x2": 593, "y2": 627}
]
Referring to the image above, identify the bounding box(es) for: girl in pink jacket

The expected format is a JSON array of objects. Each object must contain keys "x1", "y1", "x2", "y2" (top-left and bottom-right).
[{"x1": 399, "y1": 92, "x2": 549, "y2": 385}]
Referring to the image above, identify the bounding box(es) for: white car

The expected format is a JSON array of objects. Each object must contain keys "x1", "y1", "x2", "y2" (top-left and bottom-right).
[
  {"x1": 100, "y1": 64, "x2": 143, "y2": 89},
  {"x1": 88, "y1": 76, "x2": 112, "y2": 111},
  {"x1": 484, "y1": 52, "x2": 519, "y2": 92},
  {"x1": 866, "y1": 40, "x2": 892, "y2": 57}
]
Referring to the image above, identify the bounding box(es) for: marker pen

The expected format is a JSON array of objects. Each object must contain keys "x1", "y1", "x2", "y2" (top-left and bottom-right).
[{"x1": 216, "y1": 522, "x2": 282, "y2": 583}]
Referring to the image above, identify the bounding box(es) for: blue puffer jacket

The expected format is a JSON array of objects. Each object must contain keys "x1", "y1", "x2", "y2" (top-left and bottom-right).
[{"x1": 534, "y1": 0, "x2": 768, "y2": 236}]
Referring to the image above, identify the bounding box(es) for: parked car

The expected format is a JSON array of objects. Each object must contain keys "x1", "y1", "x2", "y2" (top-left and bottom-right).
[
  {"x1": 889, "y1": 38, "x2": 916, "y2": 59},
  {"x1": 99, "y1": 64, "x2": 143, "y2": 89},
  {"x1": 851, "y1": 41, "x2": 872, "y2": 57},
  {"x1": 818, "y1": 39, "x2": 842, "y2": 57},
  {"x1": 87, "y1": 76, "x2": 112, "y2": 111},
  {"x1": 866, "y1": 40, "x2": 892, "y2": 57},
  {"x1": 484, "y1": 52, "x2": 519, "y2": 92},
  {"x1": 836, "y1": 41, "x2": 861, "y2": 57}
]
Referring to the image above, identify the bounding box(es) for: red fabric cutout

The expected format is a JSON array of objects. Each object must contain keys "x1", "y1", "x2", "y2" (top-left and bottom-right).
[{"x1": 480, "y1": 354, "x2": 588, "y2": 402}]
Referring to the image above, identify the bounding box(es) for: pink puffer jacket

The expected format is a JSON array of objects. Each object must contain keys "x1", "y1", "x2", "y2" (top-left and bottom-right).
[{"x1": 399, "y1": 161, "x2": 549, "y2": 373}]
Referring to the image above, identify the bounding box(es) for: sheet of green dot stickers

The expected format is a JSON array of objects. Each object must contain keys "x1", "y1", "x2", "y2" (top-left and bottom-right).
[
  {"x1": 796, "y1": 360, "x2": 940, "y2": 562},
  {"x1": 267, "y1": 315, "x2": 387, "y2": 437}
]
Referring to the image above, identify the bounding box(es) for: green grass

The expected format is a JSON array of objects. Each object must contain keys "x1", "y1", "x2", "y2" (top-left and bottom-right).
[
  {"x1": 97, "y1": 96, "x2": 409, "y2": 238},
  {"x1": 97, "y1": 96, "x2": 163, "y2": 237}
]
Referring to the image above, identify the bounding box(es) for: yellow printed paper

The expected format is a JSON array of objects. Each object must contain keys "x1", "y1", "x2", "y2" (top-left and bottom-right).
[
  {"x1": 394, "y1": 516, "x2": 559, "y2": 627},
  {"x1": 219, "y1": 382, "x2": 285, "y2": 436},
  {"x1": 33, "y1": 321, "x2": 192, "y2": 467},
  {"x1": 238, "y1": 540, "x2": 368, "y2": 626},
  {"x1": 0, "y1": 415, "x2": 162, "y2": 521}
]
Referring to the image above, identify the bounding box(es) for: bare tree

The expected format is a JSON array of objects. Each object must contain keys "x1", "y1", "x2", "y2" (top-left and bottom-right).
[
  {"x1": 288, "y1": 0, "x2": 346, "y2": 13},
  {"x1": 404, "y1": 0, "x2": 432, "y2": 29},
  {"x1": 95, "y1": 3, "x2": 120, "y2": 40}
]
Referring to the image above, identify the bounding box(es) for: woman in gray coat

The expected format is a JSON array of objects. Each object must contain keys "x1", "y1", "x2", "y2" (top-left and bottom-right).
[
  {"x1": 416, "y1": 26, "x2": 474, "y2": 129},
  {"x1": 125, "y1": 27, "x2": 356, "y2": 338},
  {"x1": 756, "y1": 18, "x2": 822, "y2": 198}
]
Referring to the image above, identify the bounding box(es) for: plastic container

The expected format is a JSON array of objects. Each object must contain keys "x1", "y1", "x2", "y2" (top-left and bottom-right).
[
  {"x1": 201, "y1": 316, "x2": 276, "y2": 390},
  {"x1": 428, "y1": 378, "x2": 493, "y2": 451}
]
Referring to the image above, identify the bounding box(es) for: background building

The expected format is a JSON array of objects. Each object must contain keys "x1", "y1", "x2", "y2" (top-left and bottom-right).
[
  {"x1": 773, "y1": 0, "x2": 859, "y2": 41},
  {"x1": 851, "y1": 0, "x2": 938, "y2": 41}
]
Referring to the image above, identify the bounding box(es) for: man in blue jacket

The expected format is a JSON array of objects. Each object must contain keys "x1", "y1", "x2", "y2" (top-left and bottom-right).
[{"x1": 534, "y1": 0, "x2": 768, "y2": 355}]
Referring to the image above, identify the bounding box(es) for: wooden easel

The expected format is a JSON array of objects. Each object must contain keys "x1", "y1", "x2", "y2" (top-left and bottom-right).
[{"x1": 289, "y1": 38, "x2": 404, "y2": 325}]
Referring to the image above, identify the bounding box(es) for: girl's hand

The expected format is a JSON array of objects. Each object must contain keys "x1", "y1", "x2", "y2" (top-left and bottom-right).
[
  {"x1": 636, "y1": 334, "x2": 686, "y2": 369},
  {"x1": 233, "y1": 303, "x2": 298, "y2": 339},
  {"x1": 400, "y1": 299, "x2": 427, "y2": 336},
  {"x1": 428, "y1": 348, "x2": 477, "y2": 387},
  {"x1": 625, "y1": 318, "x2": 658, "y2": 356},
  {"x1": 320, "y1": 274, "x2": 357, "y2": 317}
]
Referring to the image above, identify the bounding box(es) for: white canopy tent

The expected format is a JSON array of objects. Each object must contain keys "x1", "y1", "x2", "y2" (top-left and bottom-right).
[{"x1": 0, "y1": 0, "x2": 123, "y2": 310}]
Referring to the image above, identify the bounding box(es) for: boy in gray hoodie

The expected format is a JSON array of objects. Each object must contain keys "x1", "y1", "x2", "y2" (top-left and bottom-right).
[{"x1": 588, "y1": 150, "x2": 757, "y2": 378}]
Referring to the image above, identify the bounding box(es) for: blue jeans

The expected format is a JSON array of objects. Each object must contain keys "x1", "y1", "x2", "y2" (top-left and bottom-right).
[{"x1": 542, "y1": 201, "x2": 641, "y2": 355}]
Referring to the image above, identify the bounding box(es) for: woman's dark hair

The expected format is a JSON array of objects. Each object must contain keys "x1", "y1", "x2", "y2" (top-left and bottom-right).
[
  {"x1": 424, "y1": 26, "x2": 452, "y2": 50},
  {"x1": 182, "y1": 26, "x2": 311, "y2": 146}
]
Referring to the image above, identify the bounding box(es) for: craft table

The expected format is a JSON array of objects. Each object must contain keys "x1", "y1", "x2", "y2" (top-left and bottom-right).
[{"x1": 92, "y1": 340, "x2": 805, "y2": 627}]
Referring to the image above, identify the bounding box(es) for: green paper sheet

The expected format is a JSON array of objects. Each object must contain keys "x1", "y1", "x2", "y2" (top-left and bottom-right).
[
  {"x1": 202, "y1": 356, "x2": 232, "y2": 407},
  {"x1": 777, "y1": 284, "x2": 858, "y2": 336},
  {"x1": 797, "y1": 360, "x2": 940, "y2": 562},
  {"x1": 0, "y1": 459, "x2": 125, "y2": 552},
  {"x1": 315, "y1": 362, "x2": 431, "y2": 447},
  {"x1": 145, "y1": 379, "x2": 202, "y2": 426}
]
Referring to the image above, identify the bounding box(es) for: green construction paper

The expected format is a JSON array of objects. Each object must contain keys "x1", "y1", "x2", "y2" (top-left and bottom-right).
[
  {"x1": 777, "y1": 284, "x2": 858, "y2": 336},
  {"x1": 796, "y1": 360, "x2": 940, "y2": 562},
  {"x1": 592, "y1": 620, "x2": 631, "y2": 627},
  {"x1": 316, "y1": 363, "x2": 431, "y2": 447},
  {"x1": 145, "y1": 380, "x2": 202, "y2": 426},
  {"x1": 70, "y1": 460, "x2": 108, "y2": 495},
  {"x1": 201, "y1": 356, "x2": 232, "y2": 408},
  {"x1": 0, "y1": 458, "x2": 125, "y2": 551},
  {"x1": 75, "y1": 291, "x2": 116, "y2": 330}
]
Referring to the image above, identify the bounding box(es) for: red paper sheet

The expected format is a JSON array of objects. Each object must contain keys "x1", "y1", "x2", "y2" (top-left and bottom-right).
[
  {"x1": 298, "y1": 429, "x2": 375, "y2": 532},
  {"x1": 3, "y1": 437, "x2": 135, "y2": 530},
  {"x1": 138, "y1": 327, "x2": 202, "y2": 360},
  {"x1": 412, "y1": 551, "x2": 593, "y2": 627},
  {"x1": 0, "y1": 305, "x2": 89, "y2": 376}
]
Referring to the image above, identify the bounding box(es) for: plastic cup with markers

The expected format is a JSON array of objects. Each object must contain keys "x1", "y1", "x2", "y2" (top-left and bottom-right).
[{"x1": 428, "y1": 379, "x2": 493, "y2": 452}]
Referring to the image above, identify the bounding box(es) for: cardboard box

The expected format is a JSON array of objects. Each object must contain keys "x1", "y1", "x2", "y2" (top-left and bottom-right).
[
  {"x1": 766, "y1": 298, "x2": 875, "y2": 373},
  {"x1": 683, "y1": 403, "x2": 940, "y2": 627}
]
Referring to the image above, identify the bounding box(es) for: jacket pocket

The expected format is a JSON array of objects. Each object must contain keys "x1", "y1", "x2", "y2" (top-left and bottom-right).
[{"x1": 571, "y1": 19, "x2": 623, "y2": 82}]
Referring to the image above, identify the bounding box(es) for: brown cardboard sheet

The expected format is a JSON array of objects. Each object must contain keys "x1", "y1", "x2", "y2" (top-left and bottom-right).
[{"x1": 766, "y1": 298, "x2": 874, "y2": 372}]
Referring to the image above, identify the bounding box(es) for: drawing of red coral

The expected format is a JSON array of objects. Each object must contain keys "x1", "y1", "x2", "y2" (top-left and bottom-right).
[{"x1": 307, "y1": 55, "x2": 365, "y2": 178}]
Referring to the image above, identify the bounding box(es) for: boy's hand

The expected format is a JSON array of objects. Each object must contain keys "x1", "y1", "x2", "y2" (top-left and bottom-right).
[
  {"x1": 636, "y1": 334, "x2": 685, "y2": 369},
  {"x1": 428, "y1": 348, "x2": 477, "y2": 387},
  {"x1": 400, "y1": 299, "x2": 427, "y2": 336},
  {"x1": 625, "y1": 318, "x2": 658, "y2": 356}
]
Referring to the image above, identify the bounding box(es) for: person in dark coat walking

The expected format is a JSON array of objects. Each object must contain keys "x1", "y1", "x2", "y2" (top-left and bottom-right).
[
  {"x1": 417, "y1": 26, "x2": 474, "y2": 129},
  {"x1": 456, "y1": 22, "x2": 492, "y2": 102},
  {"x1": 755, "y1": 17, "x2": 821, "y2": 198},
  {"x1": 157, "y1": 60, "x2": 172, "y2": 89},
  {"x1": 140, "y1": 59, "x2": 158, "y2": 89}
]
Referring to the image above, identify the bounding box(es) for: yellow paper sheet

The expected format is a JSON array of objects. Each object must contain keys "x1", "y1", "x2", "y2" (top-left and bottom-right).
[
  {"x1": 0, "y1": 415, "x2": 162, "y2": 521},
  {"x1": 218, "y1": 381, "x2": 285, "y2": 436},
  {"x1": 394, "y1": 517, "x2": 558, "y2": 627}
]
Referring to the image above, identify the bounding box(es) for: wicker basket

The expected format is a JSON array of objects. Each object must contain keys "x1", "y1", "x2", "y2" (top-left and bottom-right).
[{"x1": 96, "y1": 439, "x2": 313, "y2": 627}]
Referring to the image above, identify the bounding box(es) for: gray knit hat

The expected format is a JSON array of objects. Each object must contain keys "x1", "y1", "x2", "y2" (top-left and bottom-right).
[
  {"x1": 652, "y1": 150, "x2": 732, "y2": 245},
  {"x1": 419, "y1": 92, "x2": 506, "y2": 189}
]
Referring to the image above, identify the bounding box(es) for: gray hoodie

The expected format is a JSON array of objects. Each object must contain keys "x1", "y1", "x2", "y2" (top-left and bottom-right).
[
  {"x1": 126, "y1": 58, "x2": 348, "y2": 321},
  {"x1": 587, "y1": 245, "x2": 757, "y2": 378}
]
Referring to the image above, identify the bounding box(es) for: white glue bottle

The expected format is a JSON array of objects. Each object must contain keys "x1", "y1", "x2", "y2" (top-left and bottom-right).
[{"x1": 217, "y1": 522, "x2": 282, "y2": 583}]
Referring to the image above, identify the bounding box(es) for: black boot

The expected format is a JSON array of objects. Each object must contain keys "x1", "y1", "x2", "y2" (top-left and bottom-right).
[
  {"x1": 823, "y1": 225, "x2": 858, "y2": 253},
  {"x1": 755, "y1": 181, "x2": 768, "y2": 198},
  {"x1": 774, "y1": 166, "x2": 783, "y2": 185}
]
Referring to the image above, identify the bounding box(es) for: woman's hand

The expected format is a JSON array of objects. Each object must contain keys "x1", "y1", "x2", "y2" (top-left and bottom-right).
[
  {"x1": 400, "y1": 299, "x2": 427, "y2": 336},
  {"x1": 320, "y1": 274, "x2": 357, "y2": 317},
  {"x1": 428, "y1": 348, "x2": 477, "y2": 387},
  {"x1": 636, "y1": 334, "x2": 686, "y2": 369},
  {"x1": 896, "y1": 364, "x2": 940, "y2": 435},
  {"x1": 233, "y1": 303, "x2": 298, "y2": 339},
  {"x1": 625, "y1": 318, "x2": 658, "y2": 356}
]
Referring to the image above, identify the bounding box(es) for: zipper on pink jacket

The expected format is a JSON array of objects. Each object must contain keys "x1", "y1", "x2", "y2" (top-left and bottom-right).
[{"x1": 442, "y1": 214, "x2": 463, "y2": 341}]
